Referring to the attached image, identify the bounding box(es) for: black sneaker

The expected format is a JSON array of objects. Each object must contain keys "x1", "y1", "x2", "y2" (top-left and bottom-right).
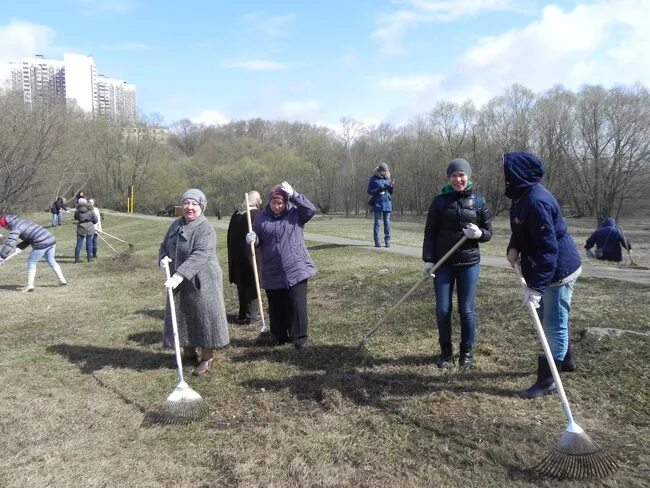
[{"x1": 436, "y1": 353, "x2": 454, "y2": 369}]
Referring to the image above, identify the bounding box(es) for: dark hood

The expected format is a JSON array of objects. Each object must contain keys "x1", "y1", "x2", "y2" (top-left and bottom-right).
[
  {"x1": 601, "y1": 218, "x2": 616, "y2": 228},
  {"x1": 503, "y1": 152, "x2": 544, "y2": 199}
]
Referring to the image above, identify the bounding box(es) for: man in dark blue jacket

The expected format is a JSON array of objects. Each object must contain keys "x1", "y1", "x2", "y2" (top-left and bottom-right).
[
  {"x1": 503, "y1": 152, "x2": 582, "y2": 399},
  {"x1": 585, "y1": 218, "x2": 631, "y2": 262}
]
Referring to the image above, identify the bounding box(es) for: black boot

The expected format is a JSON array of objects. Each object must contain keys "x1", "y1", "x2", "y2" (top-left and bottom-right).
[
  {"x1": 519, "y1": 356, "x2": 559, "y2": 399},
  {"x1": 74, "y1": 255, "x2": 81, "y2": 263},
  {"x1": 562, "y1": 342, "x2": 576, "y2": 372},
  {"x1": 436, "y1": 344, "x2": 453, "y2": 368},
  {"x1": 458, "y1": 345, "x2": 473, "y2": 370}
]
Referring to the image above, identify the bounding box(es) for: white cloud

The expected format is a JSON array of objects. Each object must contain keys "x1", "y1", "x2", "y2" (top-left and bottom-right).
[
  {"x1": 243, "y1": 11, "x2": 296, "y2": 38},
  {"x1": 377, "y1": 74, "x2": 443, "y2": 92},
  {"x1": 279, "y1": 99, "x2": 320, "y2": 118},
  {"x1": 221, "y1": 59, "x2": 289, "y2": 71},
  {"x1": 191, "y1": 110, "x2": 229, "y2": 126},
  {"x1": 0, "y1": 20, "x2": 56, "y2": 61},
  {"x1": 372, "y1": 0, "x2": 520, "y2": 55}
]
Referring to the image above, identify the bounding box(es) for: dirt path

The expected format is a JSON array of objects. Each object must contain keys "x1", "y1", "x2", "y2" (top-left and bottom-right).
[{"x1": 111, "y1": 211, "x2": 650, "y2": 285}]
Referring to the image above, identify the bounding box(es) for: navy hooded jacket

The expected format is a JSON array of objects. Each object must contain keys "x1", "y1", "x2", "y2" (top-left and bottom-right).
[
  {"x1": 585, "y1": 218, "x2": 630, "y2": 262},
  {"x1": 503, "y1": 152, "x2": 581, "y2": 292}
]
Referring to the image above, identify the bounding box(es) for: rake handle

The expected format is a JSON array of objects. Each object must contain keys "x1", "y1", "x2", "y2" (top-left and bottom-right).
[
  {"x1": 245, "y1": 193, "x2": 268, "y2": 334},
  {"x1": 162, "y1": 256, "x2": 185, "y2": 384},
  {"x1": 362, "y1": 235, "x2": 468, "y2": 343},
  {"x1": 514, "y1": 264, "x2": 581, "y2": 432}
]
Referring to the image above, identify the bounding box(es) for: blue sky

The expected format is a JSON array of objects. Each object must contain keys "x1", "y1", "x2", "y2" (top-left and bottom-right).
[{"x1": 2, "y1": 1, "x2": 649, "y2": 129}]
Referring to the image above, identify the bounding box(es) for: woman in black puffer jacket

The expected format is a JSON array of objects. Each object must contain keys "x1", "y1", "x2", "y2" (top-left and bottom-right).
[{"x1": 422, "y1": 159, "x2": 492, "y2": 370}]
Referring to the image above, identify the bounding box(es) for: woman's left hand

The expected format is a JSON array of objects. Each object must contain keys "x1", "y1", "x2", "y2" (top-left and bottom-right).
[
  {"x1": 463, "y1": 223, "x2": 482, "y2": 239},
  {"x1": 281, "y1": 181, "x2": 294, "y2": 197}
]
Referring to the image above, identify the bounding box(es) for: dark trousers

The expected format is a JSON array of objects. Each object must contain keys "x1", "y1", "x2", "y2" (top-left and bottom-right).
[
  {"x1": 236, "y1": 282, "x2": 259, "y2": 320},
  {"x1": 265, "y1": 279, "x2": 309, "y2": 345}
]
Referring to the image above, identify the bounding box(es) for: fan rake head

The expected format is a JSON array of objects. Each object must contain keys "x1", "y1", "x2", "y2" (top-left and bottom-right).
[{"x1": 534, "y1": 430, "x2": 618, "y2": 480}]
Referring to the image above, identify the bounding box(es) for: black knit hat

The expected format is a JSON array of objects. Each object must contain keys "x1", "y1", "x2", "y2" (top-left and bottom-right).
[{"x1": 446, "y1": 158, "x2": 472, "y2": 179}]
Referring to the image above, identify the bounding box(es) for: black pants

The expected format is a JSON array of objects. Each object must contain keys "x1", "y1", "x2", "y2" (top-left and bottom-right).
[
  {"x1": 265, "y1": 279, "x2": 308, "y2": 346},
  {"x1": 236, "y1": 282, "x2": 259, "y2": 320}
]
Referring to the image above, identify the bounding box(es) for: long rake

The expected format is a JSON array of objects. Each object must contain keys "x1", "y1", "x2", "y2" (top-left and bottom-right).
[
  {"x1": 245, "y1": 192, "x2": 269, "y2": 334},
  {"x1": 98, "y1": 229, "x2": 135, "y2": 250},
  {"x1": 151, "y1": 256, "x2": 208, "y2": 425},
  {"x1": 356, "y1": 235, "x2": 468, "y2": 355},
  {"x1": 514, "y1": 264, "x2": 618, "y2": 480}
]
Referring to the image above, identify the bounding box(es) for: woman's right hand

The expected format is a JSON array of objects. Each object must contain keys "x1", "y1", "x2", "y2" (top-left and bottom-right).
[{"x1": 246, "y1": 232, "x2": 258, "y2": 245}]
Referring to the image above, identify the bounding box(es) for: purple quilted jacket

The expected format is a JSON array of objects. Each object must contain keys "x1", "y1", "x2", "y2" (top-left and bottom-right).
[{"x1": 253, "y1": 192, "x2": 318, "y2": 289}]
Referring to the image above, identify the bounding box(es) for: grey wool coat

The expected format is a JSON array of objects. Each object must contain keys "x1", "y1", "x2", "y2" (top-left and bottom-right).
[{"x1": 158, "y1": 214, "x2": 230, "y2": 349}]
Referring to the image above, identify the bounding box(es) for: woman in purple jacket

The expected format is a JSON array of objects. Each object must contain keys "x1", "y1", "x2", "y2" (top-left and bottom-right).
[{"x1": 246, "y1": 181, "x2": 318, "y2": 349}]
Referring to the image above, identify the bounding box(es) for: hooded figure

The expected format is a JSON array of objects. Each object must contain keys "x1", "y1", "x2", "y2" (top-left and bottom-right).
[
  {"x1": 503, "y1": 152, "x2": 582, "y2": 399},
  {"x1": 73, "y1": 199, "x2": 98, "y2": 262},
  {"x1": 585, "y1": 218, "x2": 631, "y2": 262}
]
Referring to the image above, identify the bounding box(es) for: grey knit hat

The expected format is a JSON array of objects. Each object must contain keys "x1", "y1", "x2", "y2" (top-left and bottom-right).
[
  {"x1": 181, "y1": 188, "x2": 207, "y2": 211},
  {"x1": 78, "y1": 198, "x2": 88, "y2": 205},
  {"x1": 446, "y1": 158, "x2": 472, "y2": 179}
]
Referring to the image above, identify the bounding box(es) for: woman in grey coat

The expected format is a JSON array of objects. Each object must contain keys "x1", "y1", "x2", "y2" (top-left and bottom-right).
[{"x1": 158, "y1": 189, "x2": 230, "y2": 375}]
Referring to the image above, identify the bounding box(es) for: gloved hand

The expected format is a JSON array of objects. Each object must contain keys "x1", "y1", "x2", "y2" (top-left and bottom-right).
[
  {"x1": 522, "y1": 287, "x2": 542, "y2": 308},
  {"x1": 165, "y1": 272, "x2": 183, "y2": 290},
  {"x1": 586, "y1": 249, "x2": 595, "y2": 259},
  {"x1": 280, "y1": 181, "x2": 294, "y2": 197},
  {"x1": 245, "y1": 231, "x2": 258, "y2": 245},
  {"x1": 159, "y1": 257, "x2": 170, "y2": 268},
  {"x1": 14, "y1": 248, "x2": 22, "y2": 254},
  {"x1": 463, "y1": 223, "x2": 482, "y2": 240},
  {"x1": 422, "y1": 262, "x2": 435, "y2": 278}
]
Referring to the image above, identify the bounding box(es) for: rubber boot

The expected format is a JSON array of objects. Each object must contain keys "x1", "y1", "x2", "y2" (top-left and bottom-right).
[
  {"x1": 52, "y1": 264, "x2": 67, "y2": 285},
  {"x1": 436, "y1": 344, "x2": 453, "y2": 368},
  {"x1": 519, "y1": 356, "x2": 559, "y2": 399},
  {"x1": 458, "y1": 345, "x2": 473, "y2": 370},
  {"x1": 22, "y1": 268, "x2": 36, "y2": 293},
  {"x1": 562, "y1": 342, "x2": 576, "y2": 372}
]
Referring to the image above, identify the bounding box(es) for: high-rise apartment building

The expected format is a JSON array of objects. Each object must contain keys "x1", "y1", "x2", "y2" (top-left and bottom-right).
[{"x1": 0, "y1": 53, "x2": 136, "y2": 123}]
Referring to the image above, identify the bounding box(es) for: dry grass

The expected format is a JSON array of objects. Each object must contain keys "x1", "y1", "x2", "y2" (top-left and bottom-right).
[{"x1": 0, "y1": 212, "x2": 648, "y2": 487}]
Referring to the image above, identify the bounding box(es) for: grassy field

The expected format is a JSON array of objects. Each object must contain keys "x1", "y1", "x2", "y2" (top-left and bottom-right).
[{"x1": 0, "y1": 212, "x2": 648, "y2": 487}]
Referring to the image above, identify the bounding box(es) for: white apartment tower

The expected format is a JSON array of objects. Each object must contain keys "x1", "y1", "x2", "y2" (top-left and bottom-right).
[{"x1": 0, "y1": 53, "x2": 136, "y2": 123}]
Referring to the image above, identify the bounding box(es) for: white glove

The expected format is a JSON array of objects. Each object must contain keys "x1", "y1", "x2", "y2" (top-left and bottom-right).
[
  {"x1": 422, "y1": 262, "x2": 435, "y2": 278},
  {"x1": 246, "y1": 231, "x2": 258, "y2": 245},
  {"x1": 280, "y1": 181, "x2": 294, "y2": 197},
  {"x1": 159, "y1": 257, "x2": 169, "y2": 268},
  {"x1": 463, "y1": 223, "x2": 482, "y2": 240},
  {"x1": 14, "y1": 248, "x2": 22, "y2": 254},
  {"x1": 165, "y1": 272, "x2": 183, "y2": 289},
  {"x1": 522, "y1": 287, "x2": 542, "y2": 308}
]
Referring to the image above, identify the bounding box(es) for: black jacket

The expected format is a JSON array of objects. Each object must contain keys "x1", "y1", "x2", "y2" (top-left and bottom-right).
[{"x1": 422, "y1": 185, "x2": 492, "y2": 266}]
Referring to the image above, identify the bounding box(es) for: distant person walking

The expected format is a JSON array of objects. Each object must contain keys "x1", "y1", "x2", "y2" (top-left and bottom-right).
[
  {"x1": 367, "y1": 163, "x2": 395, "y2": 248},
  {"x1": 0, "y1": 214, "x2": 67, "y2": 292},
  {"x1": 585, "y1": 218, "x2": 631, "y2": 263},
  {"x1": 502, "y1": 152, "x2": 582, "y2": 399},
  {"x1": 158, "y1": 188, "x2": 230, "y2": 376},
  {"x1": 246, "y1": 182, "x2": 317, "y2": 349},
  {"x1": 227, "y1": 190, "x2": 263, "y2": 325},
  {"x1": 73, "y1": 198, "x2": 97, "y2": 263},
  {"x1": 50, "y1": 197, "x2": 65, "y2": 227},
  {"x1": 88, "y1": 199, "x2": 102, "y2": 258},
  {"x1": 422, "y1": 158, "x2": 493, "y2": 370}
]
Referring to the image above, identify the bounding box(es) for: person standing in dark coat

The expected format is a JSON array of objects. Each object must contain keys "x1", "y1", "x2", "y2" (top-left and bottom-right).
[
  {"x1": 0, "y1": 214, "x2": 67, "y2": 292},
  {"x1": 422, "y1": 158, "x2": 492, "y2": 370},
  {"x1": 50, "y1": 197, "x2": 65, "y2": 227},
  {"x1": 246, "y1": 182, "x2": 317, "y2": 349},
  {"x1": 367, "y1": 163, "x2": 395, "y2": 247},
  {"x1": 585, "y1": 218, "x2": 631, "y2": 262},
  {"x1": 227, "y1": 190, "x2": 263, "y2": 324},
  {"x1": 158, "y1": 188, "x2": 230, "y2": 375},
  {"x1": 503, "y1": 152, "x2": 582, "y2": 399},
  {"x1": 73, "y1": 198, "x2": 97, "y2": 263}
]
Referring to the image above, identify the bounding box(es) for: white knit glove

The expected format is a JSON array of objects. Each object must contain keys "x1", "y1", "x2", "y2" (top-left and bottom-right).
[
  {"x1": 422, "y1": 262, "x2": 435, "y2": 278},
  {"x1": 245, "y1": 232, "x2": 258, "y2": 245},
  {"x1": 463, "y1": 223, "x2": 482, "y2": 240},
  {"x1": 522, "y1": 287, "x2": 542, "y2": 308},
  {"x1": 165, "y1": 272, "x2": 183, "y2": 290},
  {"x1": 281, "y1": 181, "x2": 294, "y2": 197},
  {"x1": 14, "y1": 248, "x2": 22, "y2": 254}
]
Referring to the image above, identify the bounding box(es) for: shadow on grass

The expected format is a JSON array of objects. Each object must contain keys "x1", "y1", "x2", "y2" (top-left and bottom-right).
[
  {"x1": 0, "y1": 284, "x2": 24, "y2": 291},
  {"x1": 135, "y1": 308, "x2": 165, "y2": 321},
  {"x1": 307, "y1": 243, "x2": 360, "y2": 252},
  {"x1": 127, "y1": 329, "x2": 162, "y2": 346},
  {"x1": 46, "y1": 343, "x2": 173, "y2": 373}
]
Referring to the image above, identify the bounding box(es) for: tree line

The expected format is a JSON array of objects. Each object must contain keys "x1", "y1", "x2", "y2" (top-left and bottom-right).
[{"x1": 1, "y1": 83, "x2": 649, "y2": 224}]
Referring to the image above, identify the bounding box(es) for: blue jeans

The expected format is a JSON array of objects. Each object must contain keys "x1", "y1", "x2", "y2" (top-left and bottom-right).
[
  {"x1": 50, "y1": 211, "x2": 61, "y2": 226},
  {"x1": 91, "y1": 234, "x2": 98, "y2": 257},
  {"x1": 433, "y1": 263, "x2": 480, "y2": 349},
  {"x1": 27, "y1": 245, "x2": 57, "y2": 272},
  {"x1": 538, "y1": 279, "x2": 576, "y2": 361},
  {"x1": 75, "y1": 235, "x2": 93, "y2": 259},
  {"x1": 373, "y1": 210, "x2": 391, "y2": 245}
]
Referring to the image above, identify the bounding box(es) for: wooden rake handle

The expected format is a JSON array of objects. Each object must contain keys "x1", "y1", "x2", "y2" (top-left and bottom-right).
[{"x1": 245, "y1": 193, "x2": 268, "y2": 333}]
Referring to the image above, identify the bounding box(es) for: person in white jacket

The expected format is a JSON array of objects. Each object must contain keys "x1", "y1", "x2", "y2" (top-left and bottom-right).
[{"x1": 88, "y1": 199, "x2": 102, "y2": 258}]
